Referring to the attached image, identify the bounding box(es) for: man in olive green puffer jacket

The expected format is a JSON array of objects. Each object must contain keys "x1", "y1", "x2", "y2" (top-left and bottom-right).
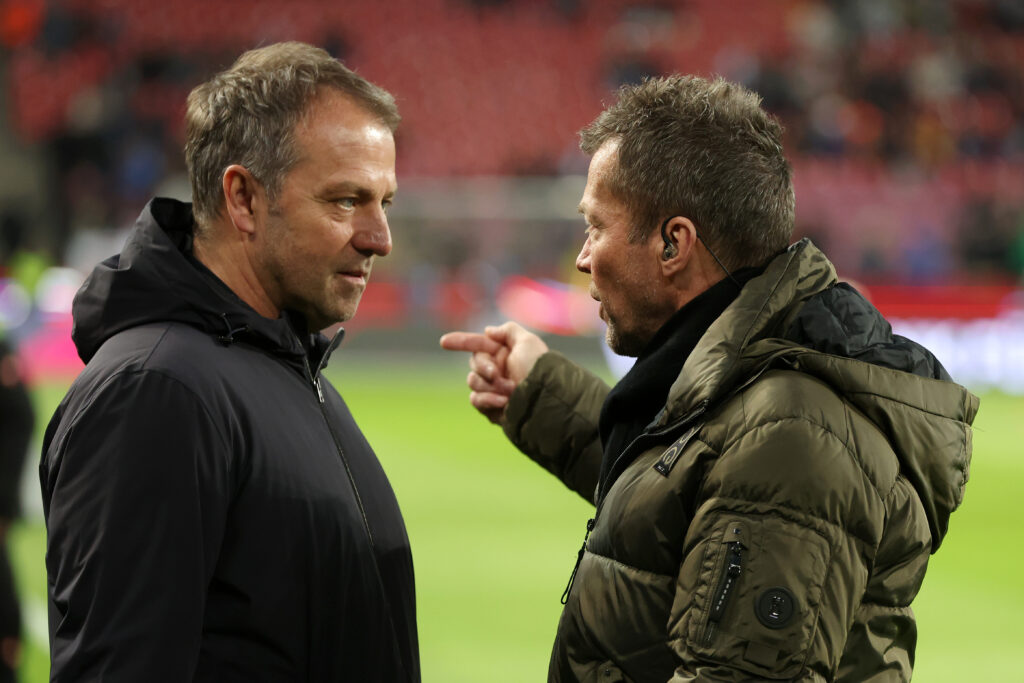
[{"x1": 442, "y1": 75, "x2": 978, "y2": 682}]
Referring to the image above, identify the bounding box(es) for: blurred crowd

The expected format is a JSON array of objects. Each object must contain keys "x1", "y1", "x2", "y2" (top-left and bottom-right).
[
  {"x1": 746, "y1": 1, "x2": 1024, "y2": 281},
  {"x1": 0, "y1": 0, "x2": 1022, "y2": 333},
  {"x1": 747, "y1": 1, "x2": 1023, "y2": 166}
]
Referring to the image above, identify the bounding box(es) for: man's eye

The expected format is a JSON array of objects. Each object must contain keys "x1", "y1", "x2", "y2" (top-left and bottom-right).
[
  {"x1": 336, "y1": 198, "x2": 356, "y2": 209},
  {"x1": 382, "y1": 199, "x2": 393, "y2": 213}
]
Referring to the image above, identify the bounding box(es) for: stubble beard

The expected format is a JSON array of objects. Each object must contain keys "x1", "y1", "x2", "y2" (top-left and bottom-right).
[
  {"x1": 601, "y1": 298, "x2": 651, "y2": 357},
  {"x1": 604, "y1": 319, "x2": 647, "y2": 357},
  {"x1": 300, "y1": 272, "x2": 369, "y2": 332},
  {"x1": 594, "y1": 291, "x2": 635, "y2": 356},
  {"x1": 600, "y1": 283, "x2": 671, "y2": 358}
]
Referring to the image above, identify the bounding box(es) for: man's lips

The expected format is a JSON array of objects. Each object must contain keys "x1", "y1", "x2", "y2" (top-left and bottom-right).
[
  {"x1": 589, "y1": 285, "x2": 605, "y2": 319},
  {"x1": 338, "y1": 265, "x2": 371, "y2": 283}
]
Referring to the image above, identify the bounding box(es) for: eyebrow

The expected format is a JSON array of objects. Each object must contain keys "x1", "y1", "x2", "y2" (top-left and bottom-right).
[
  {"x1": 578, "y1": 203, "x2": 602, "y2": 227},
  {"x1": 321, "y1": 181, "x2": 396, "y2": 202}
]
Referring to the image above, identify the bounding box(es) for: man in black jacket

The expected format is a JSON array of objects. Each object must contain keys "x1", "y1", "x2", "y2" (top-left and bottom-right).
[{"x1": 40, "y1": 42, "x2": 418, "y2": 681}]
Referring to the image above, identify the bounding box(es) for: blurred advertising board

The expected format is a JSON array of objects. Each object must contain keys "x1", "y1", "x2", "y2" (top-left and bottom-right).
[
  {"x1": 6, "y1": 270, "x2": 1023, "y2": 394},
  {"x1": 872, "y1": 284, "x2": 1024, "y2": 394},
  {"x1": 497, "y1": 277, "x2": 1024, "y2": 394}
]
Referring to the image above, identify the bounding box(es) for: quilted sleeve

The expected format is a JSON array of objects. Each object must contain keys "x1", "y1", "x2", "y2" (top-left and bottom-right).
[{"x1": 503, "y1": 351, "x2": 610, "y2": 503}]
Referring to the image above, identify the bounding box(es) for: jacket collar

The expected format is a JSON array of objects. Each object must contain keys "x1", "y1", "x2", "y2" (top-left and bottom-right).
[
  {"x1": 597, "y1": 270, "x2": 758, "y2": 492},
  {"x1": 661, "y1": 239, "x2": 835, "y2": 423}
]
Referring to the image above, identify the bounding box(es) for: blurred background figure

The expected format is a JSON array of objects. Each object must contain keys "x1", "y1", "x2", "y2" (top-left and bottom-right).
[{"x1": 0, "y1": 336, "x2": 33, "y2": 683}]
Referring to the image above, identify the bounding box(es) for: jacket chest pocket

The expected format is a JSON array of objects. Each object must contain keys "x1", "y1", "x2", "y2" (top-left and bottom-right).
[{"x1": 685, "y1": 514, "x2": 834, "y2": 679}]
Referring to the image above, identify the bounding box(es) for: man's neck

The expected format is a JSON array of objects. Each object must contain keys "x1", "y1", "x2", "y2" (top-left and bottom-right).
[{"x1": 192, "y1": 231, "x2": 281, "y2": 321}]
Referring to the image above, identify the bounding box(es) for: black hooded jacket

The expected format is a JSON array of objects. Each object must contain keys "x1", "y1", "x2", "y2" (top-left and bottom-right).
[{"x1": 40, "y1": 198, "x2": 419, "y2": 682}]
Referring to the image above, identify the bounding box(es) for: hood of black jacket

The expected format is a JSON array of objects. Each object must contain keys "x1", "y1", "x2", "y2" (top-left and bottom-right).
[{"x1": 71, "y1": 198, "x2": 333, "y2": 366}]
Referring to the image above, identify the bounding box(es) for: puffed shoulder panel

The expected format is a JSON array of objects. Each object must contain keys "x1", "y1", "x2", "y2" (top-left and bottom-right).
[{"x1": 701, "y1": 370, "x2": 895, "y2": 550}]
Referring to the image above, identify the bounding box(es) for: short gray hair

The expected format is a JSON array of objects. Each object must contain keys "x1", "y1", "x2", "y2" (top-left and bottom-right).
[
  {"x1": 185, "y1": 41, "x2": 400, "y2": 228},
  {"x1": 580, "y1": 75, "x2": 794, "y2": 270}
]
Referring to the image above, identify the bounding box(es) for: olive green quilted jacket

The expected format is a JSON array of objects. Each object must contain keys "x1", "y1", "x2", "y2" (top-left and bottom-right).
[{"x1": 503, "y1": 240, "x2": 979, "y2": 682}]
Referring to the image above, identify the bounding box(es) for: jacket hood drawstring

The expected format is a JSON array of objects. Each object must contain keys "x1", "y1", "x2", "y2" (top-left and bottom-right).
[{"x1": 216, "y1": 314, "x2": 250, "y2": 346}]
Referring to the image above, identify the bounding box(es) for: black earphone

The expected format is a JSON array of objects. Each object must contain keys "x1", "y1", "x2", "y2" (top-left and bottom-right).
[
  {"x1": 660, "y1": 218, "x2": 678, "y2": 260},
  {"x1": 658, "y1": 216, "x2": 743, "y2": 289}
]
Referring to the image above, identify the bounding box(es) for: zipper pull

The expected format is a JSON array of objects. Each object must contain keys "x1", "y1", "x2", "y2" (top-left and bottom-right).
[
  {"x1": 561, "y1": 518, "x2": 595, "y2": 604},
  {"x1": 302, "y1": 357, "x2": 326, "y2": 405},
  {"x1": 709, "y1": 542, "x2": 743, "y2": 623},
  {"x1": 702, "y1": 540, "x2": 744, "y2": 647}
]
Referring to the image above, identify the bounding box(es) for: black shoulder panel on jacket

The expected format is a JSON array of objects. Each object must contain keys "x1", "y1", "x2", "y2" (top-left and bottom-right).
[{"x1": 785, "y1": 283, "x2": 951, "y2": 381}]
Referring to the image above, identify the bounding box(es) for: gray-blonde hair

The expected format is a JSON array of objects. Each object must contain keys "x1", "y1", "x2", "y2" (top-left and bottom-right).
[{"x1": 185, "y1": 41, "x2": 399, "y2": 227}]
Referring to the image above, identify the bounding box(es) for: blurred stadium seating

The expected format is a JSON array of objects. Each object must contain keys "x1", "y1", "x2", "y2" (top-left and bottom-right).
[{"x1": 0, "y1": 0, "x2": 1022, "y2": 387}]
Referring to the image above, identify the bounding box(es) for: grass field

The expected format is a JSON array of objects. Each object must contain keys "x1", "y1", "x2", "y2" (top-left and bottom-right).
[{"x1": 8, "y1": 347, "x2": 1023, "y2": 681}]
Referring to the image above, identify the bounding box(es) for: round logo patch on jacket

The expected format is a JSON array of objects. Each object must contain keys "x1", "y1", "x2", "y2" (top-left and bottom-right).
[{"x1": 755, "y1": 587, "x2": 796, "y2": 629}]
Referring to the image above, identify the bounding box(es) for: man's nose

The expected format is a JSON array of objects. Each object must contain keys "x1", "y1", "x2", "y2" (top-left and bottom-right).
[
  {"x1": 575, "y1": 237, "x2": 591, "y2": 273},
  {"x1": 353, "y1": 211, "x2": 392, "y2": 257}
]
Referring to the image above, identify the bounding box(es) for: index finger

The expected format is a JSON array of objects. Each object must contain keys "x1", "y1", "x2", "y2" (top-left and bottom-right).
[{"x1": 439, "y1": 331, "x2": 506, "y2": 355}]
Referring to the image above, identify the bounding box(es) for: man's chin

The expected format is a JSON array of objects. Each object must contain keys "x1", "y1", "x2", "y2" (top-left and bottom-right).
[
  {"x1": 330, "y1": 306, "x2": 359, "y2": 328},
  {"x1": 306, "y1": 300, "x2": 361, "y2": 333},
  {"x1": 604, "y1": 326, "x2": 642, "y2": 358}
]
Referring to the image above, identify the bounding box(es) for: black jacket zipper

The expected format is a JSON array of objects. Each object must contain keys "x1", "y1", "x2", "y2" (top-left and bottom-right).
[
  {"x1": 303, "y1": 330, "x2": 412, "y2": 682},
  {"x1": 703, "y1": 541, "x2": 744, "y2": 646},
  {"x1": 302, "y1": 330, "x2": 375, "y2": 549}
]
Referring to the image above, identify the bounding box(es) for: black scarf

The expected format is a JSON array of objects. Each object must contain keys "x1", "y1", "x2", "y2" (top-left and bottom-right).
[{"x1": 597, "y1": 268, "x2": 761, "y2": 495}]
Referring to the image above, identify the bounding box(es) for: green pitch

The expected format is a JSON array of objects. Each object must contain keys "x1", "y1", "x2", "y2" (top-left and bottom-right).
[{"x1": 9, "y1": 352, "x2": 1022, "y2": 681}]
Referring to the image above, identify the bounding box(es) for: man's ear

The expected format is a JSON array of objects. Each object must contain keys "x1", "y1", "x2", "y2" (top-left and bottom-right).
[
  {"x1": 222, "y1": 165, "x2": 264, "y2": 237},
  {"x1": 659, "y1": 216, "x2": 698, "y2": 275}
]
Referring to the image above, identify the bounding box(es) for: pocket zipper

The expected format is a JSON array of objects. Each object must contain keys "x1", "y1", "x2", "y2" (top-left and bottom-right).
[{"x1": 703, "y1": 540, "x2": 744, "y2": 646}]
